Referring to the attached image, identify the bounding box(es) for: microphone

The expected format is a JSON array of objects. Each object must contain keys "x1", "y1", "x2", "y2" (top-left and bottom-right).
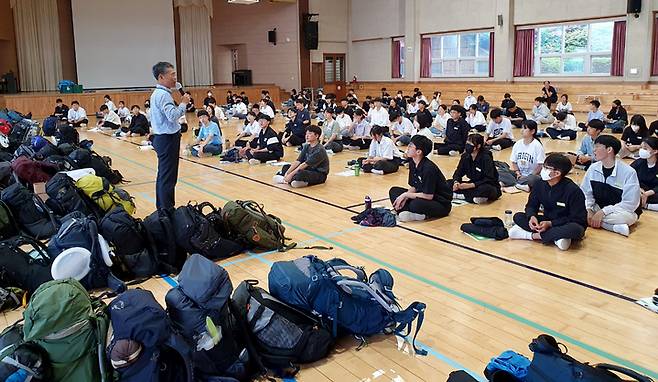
[{"x1": 175, "y1": 82, "x2": 185, "y2": 96}]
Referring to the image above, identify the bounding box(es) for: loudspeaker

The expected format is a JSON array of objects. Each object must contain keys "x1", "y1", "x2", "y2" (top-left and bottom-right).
[
  {"x1": 627, "y1": 0, "x2": 641, "y2": 14},
  {"x1": 268, "y1": 29, "x2": 276, "y2": 45},
  {"x1": 232, "y1": 70, "x2": 252, "y2": 86},
  {"x1": 303, "y1": 20, "x2": 318, "y2": 50}
]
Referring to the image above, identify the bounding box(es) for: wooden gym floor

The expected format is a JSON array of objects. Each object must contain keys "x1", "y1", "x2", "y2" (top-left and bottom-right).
[{"x1": 2, "y1": 113, "x2": 658, "y2": 381}]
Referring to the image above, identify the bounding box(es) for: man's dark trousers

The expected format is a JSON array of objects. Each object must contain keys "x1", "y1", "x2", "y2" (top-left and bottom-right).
[{"x1": 152, "y1": 132, "x2": 181, "y2": 210}]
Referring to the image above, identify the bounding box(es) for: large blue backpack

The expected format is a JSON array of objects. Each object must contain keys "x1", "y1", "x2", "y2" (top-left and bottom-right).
[
  {"x1": 108, "y1": 289, "x2": 194, "y2": 382},
  {"x1": 42, "y1": 116, "x2": 58, "y2": 137},
  {"x1": 268, "y1": 255, "x2": 427, "y2": 355}
]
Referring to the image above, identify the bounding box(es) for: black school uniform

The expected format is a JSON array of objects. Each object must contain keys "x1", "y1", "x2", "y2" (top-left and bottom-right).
[
  {"x1": 450, "y1": 150, "x2": 501, "y2": 202},
  {"x1": 513, "y1": 177, "x2": 587, "y2": 243},
  {"x1": 631, "y1": 158, "x2": 658, "y2": 204},
  {"x1": 507, "y1": 107, "x2": 527, "y2": 128},
  {"x1": 621, "y1": 127, "x2": 647, "y2": 146},
  {"x1": 415, "y1": 109, "x2": 433, "y2": 130},
  {"x1": 435, "y1": 118, "x2": 470, "y2": 155},
  {"x1": 247, "y1": 127, "x2": 284, "y2": 162},
  {"x1": 389, "y1": 157, "x2": 452, "y2": 218}
]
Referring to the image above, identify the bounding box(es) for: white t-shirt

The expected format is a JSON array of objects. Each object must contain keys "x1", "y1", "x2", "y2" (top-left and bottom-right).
[
  {"x1": 486, "y1": 118, "x2": 514, "y2": 140},
  {"x1": 552, "y1": 114, "x2": 578, "y2": 131},
  {"x1": 368, "y1": 106, "x2": 389, "y2": 126},
  {"x1": 466, "y1": 111, "x2": 486, "y2": 127},
  {"x1": 336, "y1": 114, "x2": 352, "y2": 131},
  {"x1": 67, "y1": 107, "x2": 87, "y2": 122},
  {"x1": 103, "y1": 110, "x2": 121, "y2": 125},
  {"x1": 260, "y1": 105, "x2": 274, "y2": 118},
  {"x1": 555, "y1": 102, "x2": 573, "y2": 113},
  {"x1": 244, "y1": 120, "x2": 261, "y2": 136},
  {"x1": 464, "y1": 95, "x2": 477, "y2": 108},
  {"x1": 368, "y1": 136, "x2": 401, "y2": 160},
  {"x1": 433, "y1": 113, "x2": 449, "y2": 129},
  {"x1": 510, "y1": 139, "x2": 545, "y2": 177},
  {"x1": 233, "y1": 102, "x2": 247, "y2": 115},
  {"x1": 105, "y1": 100, "x2": 116, "y2": 111},
  {"x1": 392, "y1": 117, "x2": 416, "y2": 136},
  {"x1": 117, "y1": 107, "x2": 130, "y2": 120},
  {"x1": 407, "y1": 104, "x2": 418, "y2": 114}
]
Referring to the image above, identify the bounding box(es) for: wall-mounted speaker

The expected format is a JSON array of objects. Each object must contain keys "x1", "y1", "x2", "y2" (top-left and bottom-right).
[
  {"x1": 268, "y1": 29, "x2": 277, "y2": 45},
  {"x1": 627, "y1": 0, "x2": 641, "y2": 14}
]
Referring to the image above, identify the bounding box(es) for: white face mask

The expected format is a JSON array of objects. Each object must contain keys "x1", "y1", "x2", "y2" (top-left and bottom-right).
[
  {"x1": 540, "y1": 168, "x2": 555, "y2": 181},
  {"x1": 639, "y1": 148, "x2": 652, "y2": 159},
  {"x1": 631, "y1": 125, "x2": 640, "y2": 133}
]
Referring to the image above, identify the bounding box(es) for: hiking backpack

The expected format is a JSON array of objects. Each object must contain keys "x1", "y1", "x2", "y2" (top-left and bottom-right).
[
  {"x1": 165, "y1": 254, "x2": 252, "y2": 381},
  {"x1": 47, "y1": 212, "x2": 126, "y2": 293},
  {"x1": 75, "y1": 174, "x2": 135, "y2": 215},
  {"x1": 232, "y1": 279, "x2": 333, "y2": 373},
  {"x1": 56, "y1": 123, "x2": 79, "y2": 145},
  {"x1": 0, "y1": 279, "x2": 111, "y2": 382},
  {"x1": 0, "y1": 324, "x2": 52, "y2": 381},
  {"x1": 7, "y1": 120, "x2": 34, "y2": 152},
  {"x1": 42, "y1": 116, "x2": 58, "y2": 137},
  {"x1": 0, "y1": 235, "x2": 52, "y2": 295},
  {"x1": 173, "y1": 203, "x2": 243, "y2": 261},
  {"x1": 1, "y1": 183, "x2": 58, "y2": 240},
  {"x1": 69, "y1": 149, "x2": 123, "y2": 184},
  {"x1": 10, "y1": 156, "x2": 58, "y2": 184},
  {"x1": 268, "y1": 256, "x2": 427, "y2": 355},
  {"x1": 221, "y1": 200, "x2": 294, "y2": 251},
  {"x1": 142, "y1": 209, "x2": 187, "y2": 274},
  {"x1": 0, "y1": 200, "x2": 19, "y2": 240},
  {"x1": 46, "y1": 172, "x2": 102, "y2": 218},
  {"x1": 108, "y1": 289, "x2": 194, "y2": 382}
]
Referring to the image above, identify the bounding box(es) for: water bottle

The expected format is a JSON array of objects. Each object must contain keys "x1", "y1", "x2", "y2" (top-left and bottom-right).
[
  {"x1": 504, "y1": 210, "x2": 514, "y2": 228},
  {"x1": 354, "y1": 162, "x2": 361, "y2": 176},
  {"x1": 365, "y1": 195, "x2": 372, "y2": 210}
]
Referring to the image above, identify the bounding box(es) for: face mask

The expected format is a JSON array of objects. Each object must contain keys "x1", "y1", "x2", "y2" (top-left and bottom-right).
[
  {"x1": 465, "y1": 144, "x2": 475, "y2": 154},
  {"x1": 540, "y1": 167, "x2": 555, "y2": 181},
  {"x1": 631, "y1": 125, "x2": 640, "y2": 133},
  {"x1": 639, "y1": 148, "x2": 652, "y2": 159}
]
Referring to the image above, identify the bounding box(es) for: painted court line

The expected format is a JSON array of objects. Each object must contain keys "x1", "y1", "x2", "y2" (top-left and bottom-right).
[{"x1": 96, "y1": 146, "x2": 658, "y2": 379}]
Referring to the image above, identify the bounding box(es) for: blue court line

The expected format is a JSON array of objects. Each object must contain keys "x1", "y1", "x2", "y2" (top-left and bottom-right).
[{"x1": 98, "y1": 146, "x2": 658, "y2": 379}]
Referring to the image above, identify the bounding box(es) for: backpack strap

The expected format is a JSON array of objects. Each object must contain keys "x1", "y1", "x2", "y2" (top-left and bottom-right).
[{"x1": 392, "y1": 301, "x2": 427, "y2": 356}]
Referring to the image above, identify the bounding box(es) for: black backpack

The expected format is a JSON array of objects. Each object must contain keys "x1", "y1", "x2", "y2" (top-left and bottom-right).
[
  {"x1": 45, "y1": 172, "x2": 102, "y2": 218},
  {"x1": 173, "y1": 203, "x2": 243, "y2": 261},
  {"x1": 69, "y1": 148, "x2": 124, "y2": 184},
  {"x1": 0, "y1": 236, "x2": 53, "y2": 295},
  {"x1": 7, "y1": 120, "x2": 33, "y2": 152},
  {"x1": 142, "y1": 209, "x2": 187, "y2": 274},
  {"x1": 56, "y1": 123, "x2": 79, "y2": 145},
  {"x1": 42, "y1": 154, "x2": 76, "y2": 171},
  {"x1": 42, "y1": 116, "x2": 58, "y2": 137},
  {"x1": 232, "y1": 280, "x2": 333, "y2": 374},
  {"x1": 1, "y1": 183, "x2": 58, "y2": 240},
  {"x1": 0, "y1": 200, "x2": 20, "y2": 240},
  {"x1": 0, "y1": 324, "x2": 52, "y2": 381}
]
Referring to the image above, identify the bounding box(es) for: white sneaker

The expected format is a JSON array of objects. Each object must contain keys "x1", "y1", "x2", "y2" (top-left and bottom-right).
[
  {"x1": 559, "y1": 135, "x2": 572, "y2": 141},
  {"x1": 492, "y1": 144, "x2": 502, "y2": 151},
  {"x1": 554, "y1": 238, "x2": 572, "y2": 251},
  {"x1": 120, "y1": 132, "x2": 128, "y2": 137},
  {"x1": 472, "y1": 197, "x2": 488, "y2": 204},
  {"x1": 515, "y1": 184, "x2": 531, "y2": 192},
  {"x1": 449, "y1": 150, "x2": 460, "y2": 157},
  {"x1": 326, "y1": 149, "x2": 334, "y2": 156},
  {"x1": 612, "y1": 224, "x2": 630, "y2": 237},
  {"x1": 290, "y1": 180, "x2": 308, "y2": 188},
  {"x1": 371, "y1": 169, "x2": 384, "y2": 175},
  {"x1": 272, "y1": 175, "x2": 285, "y2": 184},
  {"x1": 398, "y1": 211, "x2": 426, "y2": 222},
  {"x1": 452, "y1": 193, "x2": 465, "y2": 200},
  {"x1": 140, "y1": 140, "x2": 151, "y2": 146},
  {"x1": 80, "y1": 123, "x2": 87, "y2": 128},
  {"x1": 508, "y1": 225, "x2": 532, "y2": 240},
  {"x1": 248, "y1": 158, "x2": 261, "y2": 165}
]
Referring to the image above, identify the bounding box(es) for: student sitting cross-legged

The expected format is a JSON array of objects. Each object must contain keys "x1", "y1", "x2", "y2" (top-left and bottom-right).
[
  {"x1": 434, "y1": 105, "x2": 470, "y2": 156},
  {"x1": 484, "y1": 108, "x2": 514, "y2": 150},
  {"x1": 96, "y1": 104, "x2": 121, "y2": 130},
  {"x1": 67, "y1": 100, "x2": 88, "y2": 127},
  {"x1": 390, "y1": 111, "x2": 416, "y2": 147},
  {"x1": 568, "y1": 119, "x2": 605, "y2": 169},
  {"x1": 631, "y1": 137, "x2": 658, "y2": 212},
  {"x1": 546, "y1": 112, "x2": 578, "y2": 140},
  {"x1": 466, "y1": 104, "x2": 487, "y2": 132},
  {"x1": 190, "y1": 110, "x2": 222, "y2": 157},
  {"x1": 116, "y1": 105, "x2": 149, "y2": 137},
  {"x1": 618, "y1": 114, "x2": 648, "y2": 159},
  {"x1": 321, "y1": 108, "x2": 343, "y2": 153},
  {"x1": 273, "y1": 125, "x2": 329, "y2": 188},
  {"x1": 280, "y1": 108, "x2": 306, "y2": 147},
  {"x1": 389, "y1": 135, "x2": 452, "y2": 222},
  {"x1": 578, "y1": 100, "x2": 605, "y2": 131},
  {"x1": 343, "y1": 109, "x2": 372, "y2": 150},
  {"x1": 235, "y1": 111, "x2": 261, "y2": 148},
  {"x1": 581, "y1": 135, "x2": 641, "y2": 237},
  {"x1": 508, "y1": 153, "x2": 587, "y2": 251},
  {"x1": 238, "y1": 113, "x2": 284, "y2": 165},
  {"x1": 449, "y1": 134, "x2": 502, "y2": 204},
  {"x1": 357, "y1": 125, "x2": 402, "y2": 175},
  {"x1": 529, "y1": 97, "x2": 554, "y2": 125},
  {"x1": 498, "y1": 120, "x2": 544, "y2": 192}
]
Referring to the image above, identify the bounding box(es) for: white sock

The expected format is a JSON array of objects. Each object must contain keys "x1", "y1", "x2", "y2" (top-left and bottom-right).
[
  {"x1": 646, "y1": 204, "x2": 658, "y2": 211},
  {"x1": 452, "y1": 193, "x2": 465, "y2": 200},
  {"x1": 601, "y1": 222, "x2": 629, "y2": 237},
  {"x1": 508, "y1": 225, "x2": 533, "y2": 240},
  {"x1": 290, "y1": 180, "x2": 308, "y2": 188},
  {"x1": 272, "y1": 175, "x2": 285, "y2": 184},
  {"x1": 472, "y1": 197, "x2": 488, "y2": 205},
  {"x1": 554, "y1": 238, "x2": 572, "y2": 251}
]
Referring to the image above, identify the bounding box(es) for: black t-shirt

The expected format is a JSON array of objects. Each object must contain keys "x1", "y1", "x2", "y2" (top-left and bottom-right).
[
  {"x1": 602, "y1": 166, "x2": 614, "y2": 180},
  {"x1": 621, "y1": 127, "x2": 646, "y2": 145},
  {"x1": 408, "y1": 157, "x2": 452, "y2": 204},
  {"x1": 507, "y1": 107, "x2": 526, "y2": 121}
]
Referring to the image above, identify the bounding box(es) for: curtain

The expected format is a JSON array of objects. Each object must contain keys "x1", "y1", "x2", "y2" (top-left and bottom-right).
[
  {"x1": 420, "y1": 38, "x2": 431, "y2": 78},
  {"x1": 653, "y1": 18, "x2": 658, "y2": 76},
  {"x1": 489, "y1": 31, "x2": 495, "y2": 78},
  {"x1": 10, "y1": 0, "x2": 62, "y2": 91},
  {"x1": 391, "y1": 40, "x2": 401, "y2": 78},
  {"x1": 610, "y1": 21, "x2": 626, "y2": 76},
  {"x1": 513, "y1": 29, "x2": 534, "y2": 77},
  {"x1": 176, "y1": 0, "x2": 213, "y2": 86}
]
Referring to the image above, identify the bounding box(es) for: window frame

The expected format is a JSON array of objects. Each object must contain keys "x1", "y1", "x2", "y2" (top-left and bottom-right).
[
  {"x1": 392, "y1": 37, "x2": 405, "y2": 79},
  {"x1": 323, "y1": 53, "x2": 346, "y2": 83},
  {"x1": 425, "y1": 29, "x2": 492, "y2": 78}
]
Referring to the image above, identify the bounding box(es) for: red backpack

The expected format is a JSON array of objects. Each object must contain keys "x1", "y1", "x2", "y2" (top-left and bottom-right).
[
  {"x1": 11, "y1": 156, "x2": 58, "y2": 184},
  {"x1": 0, "y1": 119, "x2": 11, "y2": 136}
]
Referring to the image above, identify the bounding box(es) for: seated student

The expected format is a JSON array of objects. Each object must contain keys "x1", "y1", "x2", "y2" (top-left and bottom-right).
[
  {"x1": 238, "y1": 114, "x2": 283, "y2": 164},
  {"x1": 451, "y1": 101, "x2": 468, "y2": 119},
  {"x1": 390, "y1": 112, "x2": 416, "y2": 146},
  {"x1": 389, "y1": 135, "x2": 452, "y2": 222},
  {"x1": 67, "y1": 100, "x2": 88, "y2": 127},
  {"x1": 499, "y1": 120, "x2": 544, "y2": 192},
  {"x1": 434, "y1": 105, "x2": 470, "y2": 156},
  {"x1": 619, "y1": 114, "x2": 649, "y2": 158},
  {"x1": 103, "y1": 95, "x2": 116, "y2": 112},
  {"x1": 116, "y1": 101, "x2": 131, "y2": 124},
  {"x1": 343, "y1": 109, "x2": 372, "y2": 150},
  {"x1": 361, "y1": 95, "x2": 372, "y2": 113},
  {"x1": 259, "y1": 98, "x2": 275, "y2": 119},
  {"x1": 339, "y1": 98, "x2": 355, "y2": 119},
  {"x1": 464, "y1": 89, "x2": 477, "y2": 109},
  {"x1": 367, "y1": 97, "x2": 390, "y2": 128},
  {"x1": 225, "y1": 90, "x2": 234, "y2": 107},
  {"x1": 476, "y1": 95, "x2": 490, "y2": 118},
  {"x1": 335, "y1": 106, "x2": 353, "y2": 137},
  {"x1": 449, "y1": 134, "x2": 501, "y2": 204},
  {"x1": 506, "y1": 100, "x2": 527, "y2": 129},
  {"x1": 184, "y1": 92, "x2": 196, "y2": 113},
  {"x1": 235, "y1": 111, "x2": 261, "y2": 147},
  {"x1": 429, "y1": 92, "x2": 441, "y2": 116},
  {"x1": 394, "y1": 90, "x2": 407, "y2": 110},
  {"x1": 143, "y1": 99, "x2": 151, "y2": 122},
  {"x1": 388, "y1": 98, "x2": 403, "y2": 118},
  {"x1": 357, "y1": 125, "x2": 402, "y2": 175},
  {"x1": 555, "y1": 94, "x2": 572, "y2": 114},
  {"x1": 500, "y1": 93, "x2": 514, "y2": 115},
  {"x1": 578, "y1": 100, "x2": 605, "y2": 131},
  {"x1": 508, "y1": 153, "x2": 587, "y2": 251},
  {"x1": 546, "y1": 112, "x2": 578, "y2": 140},
  {"x1": 273, "y1": 126, "x2": 329, "y2": 188},
  {"x1": 52, "y1": 98, "x2": 69, "y2": 119},
  {"x1": 124, "y1": 105, "x2": 149, "y2": 136},
  {"x1": 96, "y1": 105, "x2": 121, "y2": 130},
  {"x1": 203, "y1": 91, "x2": 216, "y2": 107},
  {"x1": 530, "y1": 97, "x2": 555, "y2": 124},
  {"x1": 321, "y1": 108, "x2": 343, "y2": 153},
  {"x1": 239, "y1": 91, "x2": 249, "y2": 106},
  {"x1": 541, "y1": 80, "x2": 558, "y2": 110},
  {"x1": 229, "y1": 97, "x2": 248, "y2": 119},
  {"x1": 484, "y1": 108, "x2": 514, "y2": 150},
  {"x1": 406, "y1": 98, "x2": 418, "y2": 119},
  {"x1": 604, "y1": 99, "x2": 628, "y2": 133},
  {"x1": 581, "y1": 135, "x2": 641, "y2": 237},
  {"x1": 415, "y1": 91, "x2": 428, "y2": 104},
  {"x1": 569, "y1": 119, "x2": 605, "y2": 169},
  {"x1": 280, "y1": 108, "x2": 305, "y2": 147},
  {"x1": 465, "y1": 104, "x2": 487, "y2": 132},
  {"x1": 431, "y1": 104, "x2": 449, "y2": 136},
  {"x1": 190, "y1": 110, "x2": 222, "y2": 158},
  {"x1": 631, "y1": 137, "x2": 658, "y2": 211},
  {"x1": 209, "y1": 101, "x2": 227, "y2": 121},
  {"x1": 415, "y1": 100, "x2": 433, "y2": 132}
]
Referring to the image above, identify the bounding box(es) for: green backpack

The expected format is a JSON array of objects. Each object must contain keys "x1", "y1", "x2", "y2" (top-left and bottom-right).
[
  {"x1": 221, "y1": 200, "x2": 295, "y2": 251},
  {"x1": 19, "y1": 279, "x2": 109, "y2": 382}
]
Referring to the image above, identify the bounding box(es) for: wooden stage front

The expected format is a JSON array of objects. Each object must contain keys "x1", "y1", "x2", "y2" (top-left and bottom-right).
[{"x1": 0, "y1": 84, "x2": 283, "y2": 118}]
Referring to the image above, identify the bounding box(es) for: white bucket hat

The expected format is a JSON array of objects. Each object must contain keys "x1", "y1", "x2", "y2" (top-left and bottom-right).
[{"x1": 51, "y1": 247, "x2": 92, "y2": 281}]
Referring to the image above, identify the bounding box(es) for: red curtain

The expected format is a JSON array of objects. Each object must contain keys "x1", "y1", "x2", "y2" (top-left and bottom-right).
[
  {"x1": 653, "y1": 17, "x2": 658, "y2": 76},
  {"x1": 513, "y1": 29, "x2": 534, "y2": 77},
  {"x1": 610, "y1": 21, "x2": 626, "y2": 76},
  {"x1": 391, "y1": 40, "x2": 401, "y2": 78},
  {"x1": 420, "y1": 37, "x2": 431, "y2": 78},
  {"x1": 489, "y1": 31, "x2": 495, "y2": 77}
]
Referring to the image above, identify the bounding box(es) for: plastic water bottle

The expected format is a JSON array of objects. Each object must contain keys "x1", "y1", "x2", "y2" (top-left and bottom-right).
[
  {"x1": 354, "y1": 162, "x2": 361, "y2": 176},
  {"x1": 504, "y1": 210, "x2": 514, "y2": 228},
  {"x1": 365, "y1": 195, "x2": 372, "y2": 210}
]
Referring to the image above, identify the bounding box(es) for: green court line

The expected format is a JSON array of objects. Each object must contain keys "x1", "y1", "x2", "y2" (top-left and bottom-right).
[{"x1": 96, "y1": 146, "x2": 658, "y2": 379}]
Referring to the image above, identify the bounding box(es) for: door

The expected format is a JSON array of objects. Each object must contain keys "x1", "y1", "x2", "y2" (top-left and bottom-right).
[{"x1": 323, "y1": 54, "x2": 346, "y2": 99}]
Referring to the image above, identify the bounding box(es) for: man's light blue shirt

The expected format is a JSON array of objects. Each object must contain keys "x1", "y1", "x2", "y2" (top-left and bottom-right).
[{"x1": 149, "y1": 84, "x2": 186, "y2": 135}]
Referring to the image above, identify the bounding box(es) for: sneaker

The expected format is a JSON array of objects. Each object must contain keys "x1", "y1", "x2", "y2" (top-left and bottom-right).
[
  {"x1": 290, "y1": 180, "x2": 308, "y2": 188},
  {"x1": 452, "y1": 193, "x2": 465, "y2": 200},
  {"x1": 472, "y1": 197, "x2": 488, "y2": 204},
  {"x1": 272, "y1": 175, "x2": 285, "y2": 184},
  {"x1": 398, "y1": 211, "x2": 426, "y2": 222},
  {"x1": 140, "y1": 140, "x2": 151, "y2": 146},
  {"x1": 515, "y1": 184, "x2": 531, "y2": 192},
  {"x1": 248, "y1": 158, "x2": 261, "y2": 165},
  {"x1": 554, "y1": 238, "x2": 572, "y2": 251},
  {"x1": 80, "y1": 123, "x2": 87, "y2": 128},
  {"x1": 559, "y1": 135, "x2": 572, "y2": 141},
  {"x1": 612, "y1": 224, "x2": 630, "y2": 237},
  {"x1": 492, "y1": 144, "x2": 502, "y2": 151},
  {"x1": 371, "y1": 169, "x2": 384, "y2": 175},
  {"x1": 449, "y1": 150, "x2": 460, "y2": 157},
  {"x1": 120, "y1": 132, "x2": 128, "y2": 137}
]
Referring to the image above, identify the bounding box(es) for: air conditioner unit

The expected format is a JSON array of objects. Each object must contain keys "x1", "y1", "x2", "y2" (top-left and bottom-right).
[{"x1": 227, "y1": 0, "x2": 259, "y2": 4}]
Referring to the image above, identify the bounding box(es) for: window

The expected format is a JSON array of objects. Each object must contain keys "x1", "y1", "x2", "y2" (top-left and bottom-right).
[
  {"x1": 533, "y1": 20, "x2": 615, "y2": 76},
  {"x1": 392, "y1": 37, "x2": 405, "y2": 79},
  {"x1": 428, "y1": 31, "x2": 491, "y2": 77},
  {"x1": 323, "y1": 54, "x2": 345, "y2": 83}
]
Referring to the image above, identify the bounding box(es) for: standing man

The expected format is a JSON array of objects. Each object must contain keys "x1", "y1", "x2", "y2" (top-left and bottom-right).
[{"x1": 150, "y1": 62, "x2": 189, "y2": 210}]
